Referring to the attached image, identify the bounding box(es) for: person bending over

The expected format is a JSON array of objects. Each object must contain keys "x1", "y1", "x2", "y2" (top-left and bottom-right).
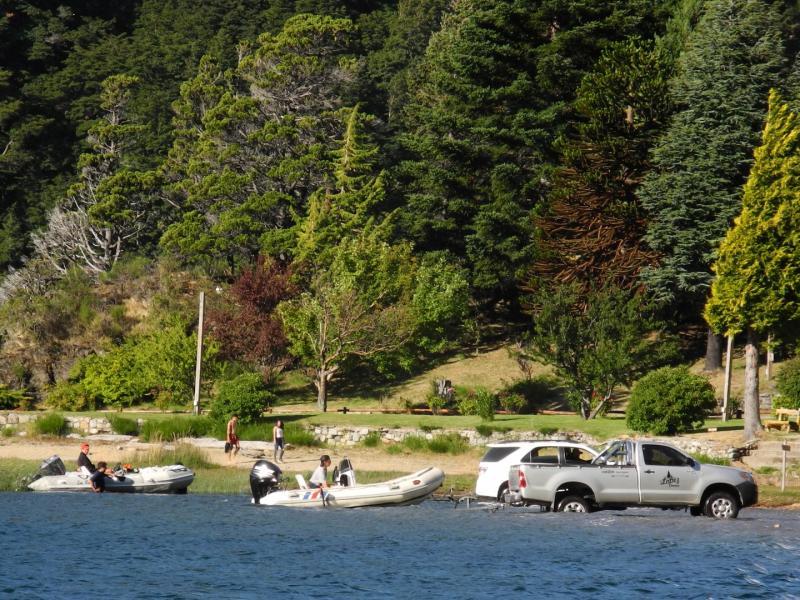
[
  {"x1": 89, "y1": 462, "x2": 111, "y2": 493},
  {"x1": 309, "y1": 455, "x2": 331, "y2": 489}
]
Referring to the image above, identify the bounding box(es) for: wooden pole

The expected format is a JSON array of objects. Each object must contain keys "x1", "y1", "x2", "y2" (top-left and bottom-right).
[
  {"x1": 781, "y1": 445, "x2": 787, "y2": 492},
  {"x1": 193, "y1": 291, "x2": 205, "y2": 416},
  {"x1": 722, "y1": 334, "x2": 734, "y2": 422}
]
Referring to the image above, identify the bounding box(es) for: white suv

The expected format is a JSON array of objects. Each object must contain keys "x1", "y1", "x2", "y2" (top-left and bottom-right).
[{"x1": 475, "y1": 440, "x2": 599, "y2": 501}]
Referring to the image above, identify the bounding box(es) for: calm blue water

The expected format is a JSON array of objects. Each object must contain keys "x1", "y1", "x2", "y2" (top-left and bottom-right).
[{"x1": 1, "y1": 493, "x2": 798, "y2": 599}]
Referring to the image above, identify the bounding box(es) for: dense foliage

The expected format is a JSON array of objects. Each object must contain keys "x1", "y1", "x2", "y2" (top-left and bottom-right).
[
  {"x1": 627, "y1": 366, "x2": 716, "y2": 434},
  {"x1": 3, "y1": 0, "x2": 800, "y2": 418}
]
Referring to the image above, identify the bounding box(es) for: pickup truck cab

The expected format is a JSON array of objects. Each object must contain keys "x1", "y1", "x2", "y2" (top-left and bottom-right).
[{"x1": 508, "y1": 439, "x2": 758, "y2": 519}]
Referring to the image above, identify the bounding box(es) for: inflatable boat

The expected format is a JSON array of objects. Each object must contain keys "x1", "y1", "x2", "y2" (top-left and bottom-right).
[
  {"x1": 250, "y1": 458, "x2": 444, "y2": 508},
  {"x1": 28, "y1": 455, "x2": 195, "y2": 494}
]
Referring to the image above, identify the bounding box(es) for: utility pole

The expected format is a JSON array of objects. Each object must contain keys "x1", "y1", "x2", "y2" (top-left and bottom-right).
[
  {"x1": 722, "y1": 334, "x2": 733, "y2": 422},
  {"x1": 193, "y1": 291, "x2": 205, "y2": 415}
]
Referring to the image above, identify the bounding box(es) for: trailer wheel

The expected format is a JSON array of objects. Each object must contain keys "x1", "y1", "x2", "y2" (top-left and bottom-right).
[
  {"x1": 556, "y1": 495, "x2": 590, "y2": 513},
  {"x1": 703, "y1": 491, "x2": 739, "y2": 519},
  {"x1": 497, "y1": 482, "x2": 509, "y2": 502}
]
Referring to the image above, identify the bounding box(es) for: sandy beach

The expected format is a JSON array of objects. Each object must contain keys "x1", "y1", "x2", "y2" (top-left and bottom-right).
[{"x1": 0, "y1": 437, "x2": 482, "y2": 476}]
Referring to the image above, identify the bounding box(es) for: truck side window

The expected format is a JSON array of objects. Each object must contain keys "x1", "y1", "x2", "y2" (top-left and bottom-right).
[
  {"x1": 595, "y1": 441, "x2": 631, "y2": 466},
  {"x1": 642, "y1": 444, "x2": 691, "y2": 467},
  {"x1": 522, "y1": 447, "x2": 559, "y2": 463}
]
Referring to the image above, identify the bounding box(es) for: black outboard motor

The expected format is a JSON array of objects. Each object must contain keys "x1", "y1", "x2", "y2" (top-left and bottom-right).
[
  {"x1": 334, "y1": 458, "x2": 356, "y2": 487},
  {"x1": 250, "y1": 460, "x2": 283, "y2": 504},
  {"x1": 39, "y1": 455, "x2": 66, "y2": 476}
]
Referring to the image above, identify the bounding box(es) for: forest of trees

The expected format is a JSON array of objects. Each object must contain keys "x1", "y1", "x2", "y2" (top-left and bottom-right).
[{"x1": 2, "y1": 0, "x2": 800, "y2": 431}]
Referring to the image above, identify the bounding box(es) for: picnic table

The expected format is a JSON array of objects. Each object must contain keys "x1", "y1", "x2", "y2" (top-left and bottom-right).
[{"x1": 764, "y1": 408, "x2": 800, "y2": 432}]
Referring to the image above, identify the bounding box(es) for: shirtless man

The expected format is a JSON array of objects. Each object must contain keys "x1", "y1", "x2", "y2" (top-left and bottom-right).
[{"x1": 226, "y1": 415, "x2": 240, "y2": 461}]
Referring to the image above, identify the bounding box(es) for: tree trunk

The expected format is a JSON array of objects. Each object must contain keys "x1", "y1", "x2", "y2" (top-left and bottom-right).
[
  {"x1": 743, "y1": 328, "x2": 763, "y2": 440},
  {"x1": 704, "y1": 328, "x2": 723, "y2": 372},
  {"x1": 316, "y1": 370, "x2": 328, "y2": 413},
  {"x1": 579, "y1": 394, "x2": 591, "y2": 419}
]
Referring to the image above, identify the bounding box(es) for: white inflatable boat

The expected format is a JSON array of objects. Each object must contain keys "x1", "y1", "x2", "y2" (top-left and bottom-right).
[
  {"x1": 28, "y1": 455, "x2": 195, "y2": 494},
  {"x1": 250, "y1": 458, "x2": 444, "y2": 508}
]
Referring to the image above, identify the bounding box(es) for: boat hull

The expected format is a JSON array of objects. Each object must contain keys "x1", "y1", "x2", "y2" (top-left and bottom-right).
[
  {"x1": 255, "y1": 467, "x2": 444, "y2": 508},
  {"x1": 28, "y1": 465, "x2": 195, "y2": 494}
]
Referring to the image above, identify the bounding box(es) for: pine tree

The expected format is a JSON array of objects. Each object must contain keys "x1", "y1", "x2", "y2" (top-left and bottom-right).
[
  {"x1": 639, "y1": 0, "x2": 786, "y2": 314},
  {"x1": 705, "y1": 90, "x2": 800, "y2": 439}
]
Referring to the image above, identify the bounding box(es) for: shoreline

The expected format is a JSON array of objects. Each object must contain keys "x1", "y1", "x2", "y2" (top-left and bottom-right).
[{"x1": 2, "y1": 438, "x2": 798, "y2": 509}]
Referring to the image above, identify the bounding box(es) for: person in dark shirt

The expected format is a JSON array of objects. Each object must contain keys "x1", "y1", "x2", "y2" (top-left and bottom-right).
[
  {"x1": 90, "y1": 461, "x2": 110, "y2": 492},
  {"x1": 77, "y1": 443, "x2": 96, "y2": 473}
]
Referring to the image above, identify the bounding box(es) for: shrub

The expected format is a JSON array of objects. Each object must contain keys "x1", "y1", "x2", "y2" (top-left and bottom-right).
[
  {"x1": 139, "y1": 417, "x2": 213, "y2": 442},
  {"x1": 456, "y1": 387, "x2": 496, "y2": 420},
  {"x1": 500, "y1": 375, "x2": 563, "y2": 410},
  {"x1": 427, "y1": 432, "x2": 469, "y2": 454},
  {"x1": 419, "y1": 424, "x2": 441, "y2": 433},
  {"x1": 627, "y1": 366, "x2": 716, "y2": 435},
  {"x1": 690, "y1": 453, "x2": 731, "y2": 466},
  {"x1": 34, "y1": 413, "x2": 69, "y2": 436},
  {"x1": 108, "y1": 415, "x2": 139, "y2": 436},
  {"x1": 499, "y1": 392, "x2": 526, "y2": 414},
  {"x1": 362, "y1": 431, "x2": 381, "y2": 447},
  {"x1": 775, "y1": 357, "x2": 800, "y2": 409},
  {"x1": 538, "y1": 426, "x2": 558, "y2": 436},
  {"x1": 0, "y1": 385, "x2": 32, "y2": 410},
  {"x1": 427, "y1": 394, "x2": 447, "y2": 415},
  {"x1": 45, "y1": 381, "x2": 99, "y2": 411},
  {"x1": 210, "y1": 373, "x2": 275, "y2": 424},
  {"x1": 475, "y1": 424, "x2": 512, "y2": 437},
  {"x1": 2, "y1": 426, "x2": 14, "y2": 437}
]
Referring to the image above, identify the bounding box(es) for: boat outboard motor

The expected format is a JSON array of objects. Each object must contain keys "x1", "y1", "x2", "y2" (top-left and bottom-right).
[
  {"x1": 39, "y1": 455, "x2": 66, "y2": 477},
  {"x1": 334, "y1": 458, "x2": 356, "y2": 487},
  {"x1": 250, "y1": 460, "x2": 282, "y2": 504}
]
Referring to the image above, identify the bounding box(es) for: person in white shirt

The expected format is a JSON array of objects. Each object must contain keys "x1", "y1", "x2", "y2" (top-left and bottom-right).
[
  {"x1": 273, "y1": 420, "x2": 285, "y2": 462},
  {"x1": 309, "y1": 454, "x2": 331, "y2": 489}
]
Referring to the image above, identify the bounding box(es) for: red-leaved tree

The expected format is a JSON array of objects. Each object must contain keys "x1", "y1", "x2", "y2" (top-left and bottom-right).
[{"x1": 207, "y1": 257, "x2": 296, "y2": 377}]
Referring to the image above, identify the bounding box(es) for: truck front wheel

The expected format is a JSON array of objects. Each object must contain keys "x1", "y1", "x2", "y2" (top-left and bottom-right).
[
  {"x1": 556, "y1": 495, "x2": 590, "y2": 513},
  {"x1": 703, "y1": 491, "x2": 739, "y2": 519}
]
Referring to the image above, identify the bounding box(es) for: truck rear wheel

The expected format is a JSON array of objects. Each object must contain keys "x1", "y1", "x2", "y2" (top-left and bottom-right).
[
  {"x1": 703, "y1": 491, "x2": 739, "y2": 519},
  {"x1": 557, "y1": 495, "x2": 590, "y2": 513}
]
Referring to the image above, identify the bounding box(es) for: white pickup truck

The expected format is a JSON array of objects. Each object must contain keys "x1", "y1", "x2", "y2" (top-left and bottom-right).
[{"x1": 507, "y1": 439, "x2": 758, "y2": 518}]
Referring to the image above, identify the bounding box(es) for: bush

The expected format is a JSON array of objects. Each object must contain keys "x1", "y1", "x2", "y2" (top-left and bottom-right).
[
  {"x1": 427, "y1": 432, "x2": 469, "y2": 454},
  {"x1": 210, "y1": 373, "x2": 275, "y2": 424},
  {"x1": 499, "y1": 393, "x2": 526, "y2": 414},
  {"x1": 456, "y1": 387, "x2": 496, "y2": 420},
  {"x1": 361, "y1": 431, "x2": 381, "y2": 447},
  {"x1": 427, "y1": 394, "x2": 447, "y2": 415},
  {"x1": 0, "y1": 385, "x2": 32, "y2": 410},
  {"x1": 775, "y1": 357, "x2": 800, "y2": 409},
  {"x1": 108, "y1": 415, "x2": 139, "y2": 436},
  {"x1": 139, "y1": 417, "x2": 213, "y2": 442},
  {"x1": 34, "y1": 413, "x2": 69, "y2": 436},
  {"x1": 45, "y1": 381, "x2": 99, "y2": 411},
  {"x1": 498, "y1": 375, "x2": 564, "y2": 413},
  {"x1": 627, "y1": 366, "x2": 716, "y2": 435},
  {"x1": 475, "y1": 424, "x2": 512, "y2": 437}
]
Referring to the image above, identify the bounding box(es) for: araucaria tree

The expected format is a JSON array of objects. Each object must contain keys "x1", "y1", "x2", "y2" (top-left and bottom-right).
[
  {"x1": 532, "y1": 37, "x2": 671, "y2": 292},
  {"x1": 705, "y1": 91, "x2": 800, "y2": 440}
]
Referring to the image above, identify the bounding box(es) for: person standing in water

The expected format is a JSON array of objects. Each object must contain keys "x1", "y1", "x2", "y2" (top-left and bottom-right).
[
  {"x1": 226, "y1": 415, "x2": 240, "y2": 461},
  {"x1": 273, "y1": 420, "x2": 285, "y2": 462}
]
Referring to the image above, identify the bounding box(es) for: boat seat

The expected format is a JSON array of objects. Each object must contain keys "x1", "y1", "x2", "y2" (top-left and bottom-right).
[{"x1": 295, "y1": 474, "x2": 309, "y2": 489}]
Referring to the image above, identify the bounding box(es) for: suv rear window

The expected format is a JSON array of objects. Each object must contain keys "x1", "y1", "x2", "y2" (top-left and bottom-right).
[{"x1": 480, "y1": 446, "x2": 519, "y2": 462}]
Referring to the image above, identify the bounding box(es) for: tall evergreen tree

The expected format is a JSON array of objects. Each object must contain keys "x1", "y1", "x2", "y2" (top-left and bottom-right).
[
  {"x1": 532, "y1": 38, "x2": 671, "y2": 292},
  {"x1": 160, "y1": 14, "x2": 359, "y2": 276},
  {"x1": 396, "y1": 0, "x2": 673, "y2": 308},
  {"x1": 705, "y1": 91, "x2": 800, "y2": 439},
  {"x1": 638, "y1": 0, "x2": 786, "y2": 364}
]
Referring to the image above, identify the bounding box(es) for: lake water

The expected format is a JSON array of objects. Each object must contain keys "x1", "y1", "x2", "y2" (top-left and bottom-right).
[{"x1": 1, "y1": 493, "x2": 798, "y2": 599}]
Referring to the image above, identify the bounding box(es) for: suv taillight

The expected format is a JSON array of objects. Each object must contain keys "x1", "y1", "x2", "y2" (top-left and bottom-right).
[{"x1": 518, "y1": 470, "x2": 527, "y2": 489}]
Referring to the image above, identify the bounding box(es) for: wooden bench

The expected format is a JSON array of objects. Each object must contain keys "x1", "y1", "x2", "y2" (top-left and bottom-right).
[{"x1": 764, "y1": 408, "x2": 800, "y2": 432}]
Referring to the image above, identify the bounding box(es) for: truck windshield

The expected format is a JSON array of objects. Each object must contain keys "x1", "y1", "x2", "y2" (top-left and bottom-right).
[{"x1": 594, "y1": 441, "x2": 632, "y2": 466}]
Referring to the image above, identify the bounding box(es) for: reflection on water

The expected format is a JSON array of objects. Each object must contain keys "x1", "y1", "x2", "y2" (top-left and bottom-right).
[{"x1": 1, "y1": 493, "x2": 798, "y2": 599}]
